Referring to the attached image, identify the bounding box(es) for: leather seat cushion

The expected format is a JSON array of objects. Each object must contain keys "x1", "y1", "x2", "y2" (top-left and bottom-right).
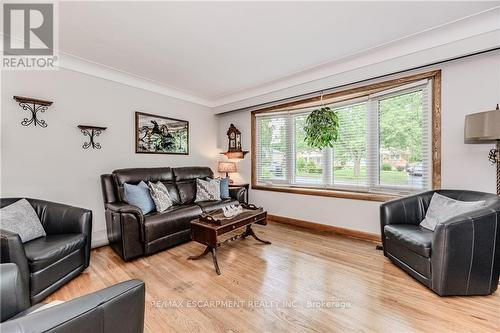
[
  {"x1": 195, "y1": 199, "x2": 239, "y2": 213},
  {"x1": 386, "y1": 240, "x2": 431, "y2": 282},
  {"x1": 29, "y1": 248, "x2": 86, "y2": 298},
  {"x1": 384, "y1": 224, "x2": 433, "y2": 257},
  {"x1": 24, "y1": 234, "x2": 86, "y2": 272},
  {"x1": 144, "y1": 205, "x2": 202, "y2": 242}
]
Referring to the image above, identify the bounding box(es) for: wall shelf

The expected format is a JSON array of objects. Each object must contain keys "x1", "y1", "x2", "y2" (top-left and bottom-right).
[
  {"x1": 13, "y1": 96, "x2": 53, "y2": 128},
  {"x1": 77, "y1": 125, "x2": 107, "y2": 149}
]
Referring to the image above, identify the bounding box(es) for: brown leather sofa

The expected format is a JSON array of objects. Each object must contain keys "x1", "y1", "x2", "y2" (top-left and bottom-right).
[{"x1": 101, "y1": 167, "x2": 245, "y2": 261}]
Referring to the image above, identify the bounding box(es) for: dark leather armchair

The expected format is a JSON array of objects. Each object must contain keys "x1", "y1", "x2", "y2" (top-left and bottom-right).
[
  {"x1": 0, "y1": 263, "x2": 145, "y2": 333},
  {"x1": 0, "y1": 198, "x2": 92, "y2": 304},
  {"x1": 101, "y1": 167, "x2": 246, "y2": 261},
  {"x1": 380, "y1": 189, "x2": 500, "y2": 296}
]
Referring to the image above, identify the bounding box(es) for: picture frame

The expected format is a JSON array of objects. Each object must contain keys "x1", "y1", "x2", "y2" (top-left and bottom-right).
[{"x1": 135, "y1": 112, "x2": 189, "y2": 155}]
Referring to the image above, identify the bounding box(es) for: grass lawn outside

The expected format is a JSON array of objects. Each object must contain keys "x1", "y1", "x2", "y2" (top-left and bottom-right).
[{"x1": 296, "y1": 167, "x2": 410, "y2": 185}]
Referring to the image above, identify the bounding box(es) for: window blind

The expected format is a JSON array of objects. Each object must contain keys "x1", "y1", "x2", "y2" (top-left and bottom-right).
[{"x1": 254, "y1": 79, "x2": 432, "y2": 195}]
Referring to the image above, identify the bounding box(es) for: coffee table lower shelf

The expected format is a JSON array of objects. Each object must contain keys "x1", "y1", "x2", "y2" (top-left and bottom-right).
[{"x1": 188, "y1": 211, "x2": 271, "y2": 275}]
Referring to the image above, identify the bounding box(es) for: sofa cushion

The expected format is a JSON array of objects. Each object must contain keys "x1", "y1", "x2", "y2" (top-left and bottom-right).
[
  {"x1": 173, "y1": 167, "x2": 214, "y2": 204},
  {"x1": 144, "y1": 205, "x2": 202, "y2": 242},
  {"x1": 195, "y1": 199, "x2": 239, "y2": 213},
  {"x1": 24, "y1": 234, "x2": 86, "y2": 272},
  {"x1": 384, "y1": 224, "x2": 433, "y2": 258},
  {"x1": 113, "y1": 168, "x2": 180, "y2": 204},
  {"x1": 385, "y1": 239, "x2": 431, "y2": 282},
  {"x1": 172, "y1": 167, "x2": 213, "y2": 182}
]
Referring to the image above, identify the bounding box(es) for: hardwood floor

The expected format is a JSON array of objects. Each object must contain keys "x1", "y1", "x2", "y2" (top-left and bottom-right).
[{"x1": 46, "y1": 222, "x2": 499, "y2": 333}]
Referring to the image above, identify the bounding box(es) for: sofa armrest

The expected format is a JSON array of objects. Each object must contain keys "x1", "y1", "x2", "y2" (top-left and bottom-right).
[
  {"x1": 0, "y1": 230, "x2": 29, "y2": 298},
  {"x1": 106, "y1": 202, "x2": 144, "y2": 220},
  {"x1": 105, "y1": 202, "x2": 145, "y2": 243},
  {"x1": 431, "y1": 207, "x2": 500, "y2": 296},
  {"x1": 229, "y1": 187, "x2": 246, "y2": 203},
  {"x1": 0, "y1": 263, "x2": 30, "y2": 322},
  {"x1": 0, "y1": 279, "x2": 145, "y2": 333}
]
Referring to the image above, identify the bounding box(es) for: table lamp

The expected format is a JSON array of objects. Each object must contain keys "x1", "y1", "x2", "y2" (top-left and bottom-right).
[
  {"x1": 464, "y1": 104, "x2": 500, "y2": 195},
  {"x1": 218, "y1": 162, "x2": 237, "y2": 183}
]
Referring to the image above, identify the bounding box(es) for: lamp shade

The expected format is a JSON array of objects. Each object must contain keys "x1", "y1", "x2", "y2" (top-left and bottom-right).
[
  {"x1": 218, "y1": 162, "x2": 237, "y2": 173},
  {"x1": 464, "y1": 105, "x2": 500, "y2": 143}
]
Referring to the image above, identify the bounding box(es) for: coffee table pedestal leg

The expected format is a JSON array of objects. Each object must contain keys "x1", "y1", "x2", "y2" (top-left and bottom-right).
[
  {"x1": 188, "y1": 246, "x2": 221, "y2": 275},
  {"x1": 211, "y1": 248, "x2": 221, "y2": 275},
  {"x1": 187, "y1": 246, "x2": 211, "y2": 260},
  {"x1": 244, "y1": 225, "x2": 272, "y2": 245}
]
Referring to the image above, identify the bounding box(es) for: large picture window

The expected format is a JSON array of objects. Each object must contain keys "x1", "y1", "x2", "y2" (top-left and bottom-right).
[{"x1": 252, "y1": 71, "x2": 441, "y2": 201}]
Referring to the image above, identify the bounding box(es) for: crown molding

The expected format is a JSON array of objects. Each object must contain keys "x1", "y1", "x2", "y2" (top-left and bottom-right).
[{"x1": 58, "y1": 53, "x2": 213, "y2": 107}]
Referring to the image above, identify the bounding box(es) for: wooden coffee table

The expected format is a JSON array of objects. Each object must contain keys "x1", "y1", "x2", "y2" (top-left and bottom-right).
[{"x1": 188, "y1": 204, "x2": 271, "y2": 275}]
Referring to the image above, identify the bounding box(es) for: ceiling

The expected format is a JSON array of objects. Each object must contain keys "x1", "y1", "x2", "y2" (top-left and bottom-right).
[{"x1": 59, "y1": 1, "x2": 499, "y2": 105}]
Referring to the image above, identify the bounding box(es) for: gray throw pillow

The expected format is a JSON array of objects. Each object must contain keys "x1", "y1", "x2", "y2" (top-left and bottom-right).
[
  {"x1": 420, "y1": 193, "x2": 486, "y2": 231},
  {"x1": 195, "y1": 178, "x2": 221, "y2": 202},
  {"x1": 0, "y1": 199, "x2": 46, "y2": 242},
  {"x1": 148, "y1": 181, "x2": 173, "y2": 212}
]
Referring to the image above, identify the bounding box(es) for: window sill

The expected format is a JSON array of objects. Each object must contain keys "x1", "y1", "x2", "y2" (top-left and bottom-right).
[{"x1": 251, "y1": 184, "x2": 399, "y2": 202}]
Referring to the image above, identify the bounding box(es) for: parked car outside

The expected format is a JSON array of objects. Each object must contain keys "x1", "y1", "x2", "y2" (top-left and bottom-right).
[{"x1": 408, "y1": 162, "x2": 423, "y2": 176}]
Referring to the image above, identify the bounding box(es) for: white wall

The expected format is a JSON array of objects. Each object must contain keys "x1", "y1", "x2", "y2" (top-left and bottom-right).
[
  {"x1": 1, "y1": 51, "x2": 498, "y2": 244},
  {"x1": 216, "y1": 51, "x2": 500, "y2": 235},
  {"x1": 1, "y1": 68, "x2": 218, "y2": 247}
]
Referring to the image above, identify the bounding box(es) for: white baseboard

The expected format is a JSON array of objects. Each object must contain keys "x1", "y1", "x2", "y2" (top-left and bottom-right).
[{"x1": 91, "y1": 229, "x2": 109, "y2": 248}]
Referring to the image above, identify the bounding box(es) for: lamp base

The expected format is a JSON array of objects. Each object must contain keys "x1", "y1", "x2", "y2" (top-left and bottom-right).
[{"x1": 224, "y1": 172, "x2": 234, "y2": 184}]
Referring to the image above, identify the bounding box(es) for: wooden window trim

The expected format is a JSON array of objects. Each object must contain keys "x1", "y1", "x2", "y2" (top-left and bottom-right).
[{"x1": 251, "y1": 70, "x2": 442, "y2": 202}]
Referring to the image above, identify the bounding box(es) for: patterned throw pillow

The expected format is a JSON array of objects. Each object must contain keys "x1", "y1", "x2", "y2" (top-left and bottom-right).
[
  {"x1": 195, "y1": 178, "x2": 221, "y2": 202},
  {"x1": 148, "y1": 181, "x2": 173, "y2": 212}
]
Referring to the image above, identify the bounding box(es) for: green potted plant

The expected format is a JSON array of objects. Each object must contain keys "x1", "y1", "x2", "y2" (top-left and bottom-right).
[{"x1": 304, "y1": 105, "x2": 339, "y2": 149}]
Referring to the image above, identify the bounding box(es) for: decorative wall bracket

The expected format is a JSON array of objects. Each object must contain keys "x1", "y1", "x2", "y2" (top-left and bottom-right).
[
  {"x1": 77, "y1": 125, "x2": 107, "y2": 149},
  {"x1": 13, "y1": 96, "x2": 53, "y2": 128},
  {"x1": 489, "y1": 141, "x2": 500, "y2": 195}
]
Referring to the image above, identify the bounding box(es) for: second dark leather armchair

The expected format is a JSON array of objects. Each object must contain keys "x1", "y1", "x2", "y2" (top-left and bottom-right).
[
  {"x1": 0, "y1": 263, "x2": 145, "y2": 333},
  {"x1": 380, "y1": 189, "x2": 500, "y2": 296},
  {"x1": 0, "y1": 198, "x2": 92, "y2": 304}
]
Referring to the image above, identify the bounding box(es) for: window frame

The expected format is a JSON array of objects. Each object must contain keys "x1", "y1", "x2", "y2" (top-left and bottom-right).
[{"x1": 251, "y1": 70, "x2": 441, "y2": 202}]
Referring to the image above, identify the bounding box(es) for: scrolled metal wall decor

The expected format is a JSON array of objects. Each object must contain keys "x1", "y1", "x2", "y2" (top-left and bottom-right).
[
  {"x1": 77, "y1": 125, "x2": 107, "y2": 149},
  {"x1": 489, "y1": 142, "x2": 500, "y2": 195},
  {"x1": 13, "y1": 96, "x2": 53, "y2": 128}
]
